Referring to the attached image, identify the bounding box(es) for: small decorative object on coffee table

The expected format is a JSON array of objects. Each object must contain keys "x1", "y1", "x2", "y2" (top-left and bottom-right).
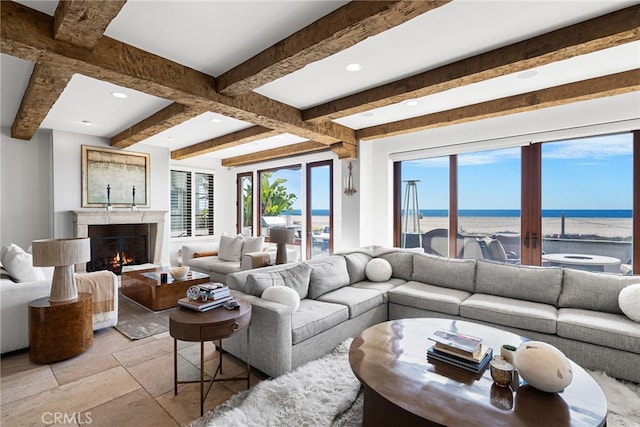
[
  {"x1": 500, "y1": 344, "x2": 517, "y2": 364},
  {"x1": 514, "y1": 341, "x2": 573, "y2": 393},
  {"x1": 490, "y1": 355, "x2": 514, "y2": 387}
]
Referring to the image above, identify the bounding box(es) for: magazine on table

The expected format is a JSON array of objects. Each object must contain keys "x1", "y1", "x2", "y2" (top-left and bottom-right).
[
  {"x1": 426, "y1": 346, "x2": 493, "y2": 373},
  {"x1": 428, "y1": 329, "x2": 483, "y2": 355},
  {"x1": 431, "y1": 344, "x2": 492, "y2": 363}
]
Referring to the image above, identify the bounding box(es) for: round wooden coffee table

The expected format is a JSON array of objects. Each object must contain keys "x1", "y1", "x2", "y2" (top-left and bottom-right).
[
  {"x1": 349, "y1": 318, "x2": 607, "y2": 426},
  {"x1": 170, "y1": 299, "x2": 252, "y2": 416}
]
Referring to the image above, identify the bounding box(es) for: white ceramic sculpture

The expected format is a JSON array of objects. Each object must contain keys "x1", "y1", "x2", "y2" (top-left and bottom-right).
[{"x1": 514, "y1": 341, "x2": 573, "y2": 393}]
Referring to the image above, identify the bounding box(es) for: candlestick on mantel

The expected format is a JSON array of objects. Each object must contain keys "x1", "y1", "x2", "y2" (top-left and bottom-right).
[
  {"x1": 106, "y1": 184, "x2": 112, "y2": 211},
  {"x1": 131, "y1": 185, "x2": 137, "y2": 210}
]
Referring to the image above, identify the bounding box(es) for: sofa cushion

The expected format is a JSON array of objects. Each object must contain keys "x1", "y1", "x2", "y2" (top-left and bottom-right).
[
  {"x1": 245, "y1": 262, "x2": 312, "y2": 299},
  {"x1": 558, "y1": 268, "x2": 639, "y2": 315},
  {"x1": 378, "y1": 252, "x2": 413, "y2": 281},
  {"x1": 412, "y1": 253, "x2": 476, "y2": 293},
  {"x1": 291, "y1": 299, "x2": 349, "y2": 345},
  {"x1": 557, "y1": 308, "x2": 640, "y2": 353},
  {"x1": 475, "y1": 260, "x2": 562, "y2": 305},
  {"x1": 0, "y1": 244, "x2": 45, "y2": 283},
  {"x1": 262, "y1": 286, "x2": 300, "y2": 312},
  {"x1": 187, "y1": 256, "x2": 241, "y2": 275},
  {"x1": 460, "y1": 294, "x2": 558, "y2": 334},
  {"x1": 351, "y1": 277, "x2": 407, "y2": 302},
  {"x1": 618, "y1": 284, "x2": 640, "y2": 322},
  {"x1": 389, "y1": 281, "x2": 471, "y2": 316},
  {"x1": 341, "y1": 252, "x2": 372, "y2": 284},
  {"x1": 316, "y1": 286, "x2": 385, "y2": 318},
  {"x1": 218, "y1": 233, "x2": 244, "y2": 262},
  {"x1": 365, "y1": 258, "x2": 392, "y2": 282},
  {"x1": 242, "y1": 235, "x2": 265, "y2": 255},
  {"x1": 306, "y1": 256, "x2": 350, "y2": 299}
]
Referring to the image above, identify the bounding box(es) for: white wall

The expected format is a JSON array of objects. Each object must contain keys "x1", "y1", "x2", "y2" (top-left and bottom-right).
[
  {"x1": 361, "y1": 93, "x2": 640, "y2": 248},
  {"x1": 0, "y1": 127, "x2": 53, "y2": 250}
]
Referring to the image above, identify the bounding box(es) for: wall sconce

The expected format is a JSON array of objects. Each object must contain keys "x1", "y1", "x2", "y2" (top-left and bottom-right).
[{"x1": 344, "y1": 162, "x2": 357, "y2": 196}]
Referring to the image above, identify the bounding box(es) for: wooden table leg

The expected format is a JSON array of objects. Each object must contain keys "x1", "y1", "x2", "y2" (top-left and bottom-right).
[{"x1": 174, "y1": 338, "x2": 178, "y2": 395}]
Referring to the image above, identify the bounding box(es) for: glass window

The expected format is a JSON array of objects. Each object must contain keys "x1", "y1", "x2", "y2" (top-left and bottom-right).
[
  {"x1": 171, "y1": 170, "x2": 214, "y2": 238},
  {"x1": 237, "y1": 173, "x2": 253, "y2": 236},
  {"x1": 258, "y1": 166, "x2": 301, "y2": 242},
  {"x1": 170, "y1": 170, "x2": 191, "y2": 238},
  {"x1": 457, "y1": 148, "x2": 521, "y2": 263},
  {"x1": 195, "y1": 173, "x2": 214, "y2": 236},
  {"x1": 400, "y1": 158, "x2": 450, "y2": 254},
  {"x1": 541, "y1": 134, "x2": 632, "y2": 273}
]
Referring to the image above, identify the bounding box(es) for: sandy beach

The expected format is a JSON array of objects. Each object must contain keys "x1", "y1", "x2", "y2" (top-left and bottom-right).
[{"x1": 296, "y1": 216, "x2": 632, "y2": 240}]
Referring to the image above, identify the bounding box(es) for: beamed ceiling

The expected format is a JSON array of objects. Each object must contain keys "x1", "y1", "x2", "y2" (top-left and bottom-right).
[{"x1": 1, "y1": 1, "x2": 639, "y2": 167}]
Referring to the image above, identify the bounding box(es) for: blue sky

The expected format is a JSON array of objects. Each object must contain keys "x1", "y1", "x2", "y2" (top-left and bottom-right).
[
  {"x1": 267, "y1": 166, "x2": 331, "y2": 211},
  {"x1": 402, "y1": 132, "x2": 633, "y2": 210}
]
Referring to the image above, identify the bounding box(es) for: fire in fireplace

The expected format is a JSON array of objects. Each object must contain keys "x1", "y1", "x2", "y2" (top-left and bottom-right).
[{"x1": 87, "y1": 224, "x2": 150, "y2": 274}]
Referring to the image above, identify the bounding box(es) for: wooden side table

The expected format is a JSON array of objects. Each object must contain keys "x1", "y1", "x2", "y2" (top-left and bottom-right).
[
  {"x1": 29, "y1": 293, "x2": 94, "y2": 364},
  {"x1": 169, "y1": 299, "x2": 252, "y2": 416}
]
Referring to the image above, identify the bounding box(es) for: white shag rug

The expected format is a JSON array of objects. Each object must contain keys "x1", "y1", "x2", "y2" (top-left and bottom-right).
[
  {"x1": 191, "y1": 340, "x2": 640, "y2": 427},
  {"x1": 190, "y1": 339, "x2": 362, "y2": 427}
]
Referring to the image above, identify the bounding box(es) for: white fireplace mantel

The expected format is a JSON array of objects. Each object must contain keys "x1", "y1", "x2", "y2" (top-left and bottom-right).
[{"x1": 72, "y1": 210, "x2": 167, "y2": 268}]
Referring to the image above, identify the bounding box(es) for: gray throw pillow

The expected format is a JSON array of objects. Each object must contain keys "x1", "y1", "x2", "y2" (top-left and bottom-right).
[
  {"x1": 558, "y1": 268, "x2": 639, "y2": 314},
  {"x1": 306, "y1": 256, "x2": 351, "y2": 299},
  {"x1": 342, "y1": 252, "x2": 372, "y2": 284},
  {"x1": 218, "y1": 233, "x2": 243, "y2": 262},
  {"x1": 245, "y1": 263, "x2": 311, "y2": 299}
]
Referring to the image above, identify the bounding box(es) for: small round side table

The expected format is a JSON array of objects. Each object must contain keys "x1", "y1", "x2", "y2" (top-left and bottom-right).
[
  {"x1": 28, "y1": 292, "x2": 94, "y2": 363},
  {"x1": 169, "y1": 299, "x2": 252, "y2": 416}
]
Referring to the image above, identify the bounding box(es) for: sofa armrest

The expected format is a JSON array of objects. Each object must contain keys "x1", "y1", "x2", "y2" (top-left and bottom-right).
[
  {"x1": 224, "y1": 291, "x2": 293, "y2": 378},
  {"x1": 241, "y1": 252, "x2": 271, "y2": 270}
]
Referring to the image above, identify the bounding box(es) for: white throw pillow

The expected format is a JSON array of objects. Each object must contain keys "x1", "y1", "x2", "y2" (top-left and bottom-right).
[
  {"x1": 261, "y1": 286, "x2": 300, "y2": 312},
  {"x1": 0, "y1": 243, "x2": 46, "y2": 282},
  {"x1": 218, "y1": 233, "x2": 244, "y2": 262},
  {"x1": 365, "y1": 258, "x2": 392, "y2": 282},
  {"x1": 242, "y1": 235, "x2": 265, "y2": 255},
  {"x1": 619, "y1": 284, "x2": 640, "y2": 322}
]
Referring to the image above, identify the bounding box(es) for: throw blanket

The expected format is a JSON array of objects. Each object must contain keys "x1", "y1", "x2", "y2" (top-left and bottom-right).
[{"x1": 76, "y1": 271, "x2": 115, "y2": 320}]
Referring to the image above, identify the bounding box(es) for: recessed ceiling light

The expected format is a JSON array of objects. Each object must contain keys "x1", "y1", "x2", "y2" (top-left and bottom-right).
[
  {"x1": 211, "y1": 118, "x2": 222, "y2": 123},
  {"x1": 81, "y1": 120, "x2": 91, "y2": 125},
  {"x1": 111, "y1": 92, "x2": 127, "y2": 99},
  {"x1": 517, "y1": 70, "x2": 538, "y2": 79},
  {"x1": 167, "y1": 137, "x2": 174, "y2": 141},
  {"x1": 346, "y1": 63, "x2": 362, "y2": 72},
  {"x1": 361, "y1": 112, "x2": 374, "y2": 117},
  {"x1": 405, "y1": 100, "x2": 418, "y2": 107}
]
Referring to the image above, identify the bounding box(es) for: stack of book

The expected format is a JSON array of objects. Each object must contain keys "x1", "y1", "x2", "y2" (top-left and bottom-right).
[
  {"x1": 426, "y1": 329, "x2": 492, "y2": 373},
  {"x1": 178, "y1": 283, "x2": 233, "y2": 312}
]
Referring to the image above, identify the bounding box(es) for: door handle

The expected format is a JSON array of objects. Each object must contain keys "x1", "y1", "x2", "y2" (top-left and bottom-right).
[
  {"x1": 524, "y1": 232, "x2": 530, "y2": 248},
  {"x1": 532, "y1": 232, "x2": 538, "y2": 249}
]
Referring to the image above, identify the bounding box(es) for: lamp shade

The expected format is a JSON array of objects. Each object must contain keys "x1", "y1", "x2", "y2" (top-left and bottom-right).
[
  {"x1": 269, "y1": 227, "x2": 295, "y2": 244},
  {"x1": 32, "y1": 238, "x2": 91, "y2": 302},
  {"x1": 32, "y1": 238, "x2": 90, "y2": 267}
]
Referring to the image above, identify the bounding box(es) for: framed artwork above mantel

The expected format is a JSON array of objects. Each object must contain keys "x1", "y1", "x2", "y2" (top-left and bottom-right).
[{"x1": 81, "y1": 145, "x2": 150, "y2": 208}]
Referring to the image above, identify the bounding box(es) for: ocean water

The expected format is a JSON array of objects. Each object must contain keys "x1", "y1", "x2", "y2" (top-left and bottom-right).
[
  {"x1": 290, "y1": 209, "x2": 632, "y2": 218},
  {"x1": 405, "y1": 209, "x2": 633, "y2": 218}
]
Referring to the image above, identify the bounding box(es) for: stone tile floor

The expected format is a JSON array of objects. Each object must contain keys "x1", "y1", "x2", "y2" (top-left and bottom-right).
[{"x1": 1, "y1": 327, "x2": 267, "y2": 426}]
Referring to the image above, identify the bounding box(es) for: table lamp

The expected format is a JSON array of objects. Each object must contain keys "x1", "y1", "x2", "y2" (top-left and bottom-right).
[
  {"x1": 32, "y1": 238, "x2": 91, "y2": 302},
  {"x1": 269, "y1": 227, "x2": 295, "y2": 265}
]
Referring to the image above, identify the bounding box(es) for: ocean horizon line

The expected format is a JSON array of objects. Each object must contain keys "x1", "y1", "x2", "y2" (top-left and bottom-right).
[{"x1": 287, "y1": 209, "x2": 632, "y2": 218}]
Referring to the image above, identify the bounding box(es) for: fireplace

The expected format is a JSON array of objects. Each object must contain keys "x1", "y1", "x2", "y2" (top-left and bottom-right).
[
  {"x1": 73, "y1": 210, "x2": 167, "y2": 273},
  {"x1": 87, "y1": 224, "x2": 150, "y2": 274}
]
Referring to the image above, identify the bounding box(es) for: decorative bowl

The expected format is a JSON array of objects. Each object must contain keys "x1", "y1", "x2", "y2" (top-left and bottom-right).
[{"x1": 169, "y1": 266, "x2": 190, "y2": 281}]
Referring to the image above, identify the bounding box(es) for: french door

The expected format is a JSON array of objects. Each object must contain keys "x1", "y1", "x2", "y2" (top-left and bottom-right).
[{"x1": 306, "y1": 161, "x2": 333, "y2": 259}]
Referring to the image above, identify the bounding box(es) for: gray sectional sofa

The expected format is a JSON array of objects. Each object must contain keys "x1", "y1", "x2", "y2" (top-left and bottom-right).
[{"x1": 221, "y1": 246, "x2": 640, "y2": 383}]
